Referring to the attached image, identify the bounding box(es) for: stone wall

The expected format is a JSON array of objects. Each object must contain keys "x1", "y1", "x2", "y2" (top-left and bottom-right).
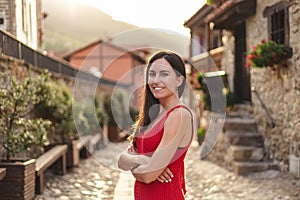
[
  {"x1": 221, "y1": 30, "x2": 235, "y2": 92},
  {"x1": 220, "y1": 0, "x2": 300, "y2": 171},
  {"x1": 0, "y1": 0, "x2": 12, "y2": 33}
]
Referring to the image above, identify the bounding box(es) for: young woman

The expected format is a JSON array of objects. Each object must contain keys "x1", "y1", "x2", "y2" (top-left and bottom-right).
[{"x1": 118, "y1": 51, "x2": 195, "y2": 200}]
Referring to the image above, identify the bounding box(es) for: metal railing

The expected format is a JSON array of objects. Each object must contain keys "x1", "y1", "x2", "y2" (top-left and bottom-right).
[
  {"x1": 251, "y1": 86, "x2": 275, "y2": 128},
  {"x1": 0, "y1": 29, "x2": 117, "y2": 85}
]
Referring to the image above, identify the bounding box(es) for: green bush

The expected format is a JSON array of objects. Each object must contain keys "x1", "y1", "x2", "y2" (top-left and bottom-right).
[
  {"x1": 0, "y1": 71, "x2": 51, "y2": 160},
  {"x1": 197, "y1": 72, "x2": 234, "y2": 110},
  {"x1": 197, "y1": 127, "x2": 206, "y2": 137},
  {"x1": 74, "y1": 93, "x2": 106, "y2": 136},
  {"x1": 34, "y1": 79, "x2": 77, "y2": 144},
  {"x1": 103, "y1": 92, "x2": 132, "y2": 129}
]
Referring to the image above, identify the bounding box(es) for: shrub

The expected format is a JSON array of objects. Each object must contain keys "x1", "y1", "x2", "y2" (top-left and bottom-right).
[
  {"x1": 0, "y1": 71, "x2": 50, "y2": 160},
  {"x1": 34, "y1": 79, "x2": 76, "y2": 144}
]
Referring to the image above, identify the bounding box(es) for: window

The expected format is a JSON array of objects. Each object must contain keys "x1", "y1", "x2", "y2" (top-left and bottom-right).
[
  {"x1": 271, "y1": 9, "x2": 285, "y2": 44},
  {"x1": 210, "y1": 29, "x2": 222, "y2": 50},
  {"x1": 263, "y1": 1, "x2": 289, "y2": 46}
]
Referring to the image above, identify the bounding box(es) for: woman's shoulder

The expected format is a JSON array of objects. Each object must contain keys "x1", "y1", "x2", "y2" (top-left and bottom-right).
[
  {"x1": 167, "y1": 104, "x2": 192, "y2": 116},
  {"x1": 166, "y1": 105, "x2": 192, "y2": 121}
]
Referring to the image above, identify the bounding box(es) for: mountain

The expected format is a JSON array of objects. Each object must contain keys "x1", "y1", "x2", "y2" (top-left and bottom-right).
[{"x1": 42, "y1": 0, "x2": 190, "y2": 57}]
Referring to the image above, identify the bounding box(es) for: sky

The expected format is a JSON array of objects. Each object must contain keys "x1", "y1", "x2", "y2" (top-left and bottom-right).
[{"x1": 84, "y1": 0, "x2": 206, "y2": 37}]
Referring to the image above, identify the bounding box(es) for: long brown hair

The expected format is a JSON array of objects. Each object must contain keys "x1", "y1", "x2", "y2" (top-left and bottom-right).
[{"x1": 131, "y1": 51, "x2": 186, "y2": 147}]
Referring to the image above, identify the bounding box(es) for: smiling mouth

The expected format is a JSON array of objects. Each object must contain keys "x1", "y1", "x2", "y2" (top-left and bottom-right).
[{"x1": 154, "y1": 87, "x2": 163, "y2": 90}]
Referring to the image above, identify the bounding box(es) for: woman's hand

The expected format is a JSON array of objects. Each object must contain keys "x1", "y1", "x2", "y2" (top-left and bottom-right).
[
  {"x1": 156, "y1": 167, "x2": 173, "y2": 183},
  {"x1": 126, "y1": 143, "x2": 136, "y2": 154}
]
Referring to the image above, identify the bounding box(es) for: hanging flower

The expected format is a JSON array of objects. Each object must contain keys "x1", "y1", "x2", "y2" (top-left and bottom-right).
[
  {"x1": 206, "y1": 0, "x2": 214, "y2": 5},
  {"x1": 245, "y1": 39, "x2": 288, "y2": 68}
]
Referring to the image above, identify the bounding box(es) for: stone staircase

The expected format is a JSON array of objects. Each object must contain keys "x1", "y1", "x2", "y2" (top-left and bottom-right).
[{"x1": 224, "y1": 117, "x2": 279, "y2": 175}]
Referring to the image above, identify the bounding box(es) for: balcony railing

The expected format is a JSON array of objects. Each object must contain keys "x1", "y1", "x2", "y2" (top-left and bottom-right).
[
  {"x1": 0, "y1": 29, "x2": 110, "y2": 85},
  {"x1": 190, "y1": 46, "x2": 224, "y2": 72}
]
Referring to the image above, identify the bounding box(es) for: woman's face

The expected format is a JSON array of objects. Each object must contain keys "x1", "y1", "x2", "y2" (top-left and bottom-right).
[{"x1": 148, "y1": 58, "x2": 182, "y2": 100}]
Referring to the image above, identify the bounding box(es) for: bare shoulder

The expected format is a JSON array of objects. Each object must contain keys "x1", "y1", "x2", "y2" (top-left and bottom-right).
[{"x1": 166, "y1": 107, "x2": 192, "y2": 123}]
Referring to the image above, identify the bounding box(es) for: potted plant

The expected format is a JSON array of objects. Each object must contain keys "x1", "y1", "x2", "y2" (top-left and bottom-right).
[
  {"x1": 103, "y1": 93, "x2": 126, "y2": 142},
  {"x1": 197, "y1": 126, "x2": 206, "y2": 146},
  {"x1": 34, "y1": 79, "x2": 78, "y2": 167},
  {"x1": 73, "y1": 93, "x2": 106, "y2": 153},
  {"x1": 0, "y1": 70, "x2": 50, "y2": 200},
  {"x1": 245, "y1": 39, "x2": 289, "y2": 70}
]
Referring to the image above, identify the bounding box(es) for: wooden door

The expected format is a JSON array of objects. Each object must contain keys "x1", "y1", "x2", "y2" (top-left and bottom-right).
[{"x1": 234, "y1": 22, "x2": 251, "y2": 104}]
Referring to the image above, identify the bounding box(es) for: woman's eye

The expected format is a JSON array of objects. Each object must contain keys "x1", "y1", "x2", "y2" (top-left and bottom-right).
[
  {"x1": 149, "y1": 72, "x2": 155, "y2": 77},
  {"x1": 161, "y1": 72, "x2": 169, "y2": 77}
]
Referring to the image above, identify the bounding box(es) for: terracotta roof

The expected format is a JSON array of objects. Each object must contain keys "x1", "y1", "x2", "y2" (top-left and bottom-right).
[
  {"x1": 205, "y1": 0, "x2": 256, "y2": 28},
  {"x1": 204, "y1": 0, "x2": 234, "y2": 23},
  {"x1": 184, "y1": 4, "x2": 213, "y2": 28}
]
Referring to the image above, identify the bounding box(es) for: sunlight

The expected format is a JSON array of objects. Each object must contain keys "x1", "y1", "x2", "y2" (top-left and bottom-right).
[{"x1": 84, "y1": 0, "x2": 206, "y2": 37}]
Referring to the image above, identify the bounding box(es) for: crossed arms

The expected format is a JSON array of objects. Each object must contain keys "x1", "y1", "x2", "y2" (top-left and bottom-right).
[{"x1": 117, "y1": 108, "x2": 192, "y2": 184}]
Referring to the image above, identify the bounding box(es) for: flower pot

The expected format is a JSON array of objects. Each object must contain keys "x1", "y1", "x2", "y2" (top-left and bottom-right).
[
  {"x1": 0, "y1": 159, "x2": 36, "y2": 200},
  {"x1": 108, "y1": 125, "x2": 120, "y2": 142},
  {"x1": 289, "y1": 155, "x2": 300, "y2": 178},
  {"x1": 197, "y1": 135, "x2": 205, "y2": 146}
]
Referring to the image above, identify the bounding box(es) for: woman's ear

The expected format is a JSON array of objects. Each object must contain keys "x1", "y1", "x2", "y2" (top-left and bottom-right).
[{"x1": 176, "y1": 75, "x2": 184, "y2": 88}]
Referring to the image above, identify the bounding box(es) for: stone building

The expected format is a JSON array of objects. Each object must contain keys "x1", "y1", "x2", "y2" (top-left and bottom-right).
[
  {"x1": 185, "y1": 0, "x2": 300, "y2": 175},
  {"x1": 0, "y1": 0, "x2": 44, "y2": 49}
]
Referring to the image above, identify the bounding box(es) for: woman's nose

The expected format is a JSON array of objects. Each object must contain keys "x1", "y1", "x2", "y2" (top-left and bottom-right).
[
  {"x1": 149, "y1": 74, "x2": 161, "y2": 83},
  {"x1": 154, "y1": 75, "x2": 163, "y2": 83}
]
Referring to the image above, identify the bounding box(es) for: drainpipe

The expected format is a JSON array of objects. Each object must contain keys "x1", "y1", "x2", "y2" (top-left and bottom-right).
[{"x1": 9, "y1": 0, "x2": 15, "y2": 35}]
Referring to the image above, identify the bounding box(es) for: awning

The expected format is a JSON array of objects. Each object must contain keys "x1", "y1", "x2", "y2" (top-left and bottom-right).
[{"x1": 205, "y1": 0, "x2": 256, "y2": 29}]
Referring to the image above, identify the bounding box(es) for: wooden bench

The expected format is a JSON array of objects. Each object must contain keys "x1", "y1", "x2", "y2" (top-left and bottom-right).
[
  {"x1": 35, "y1": 144, "x2": 68, "y2": 194},
  {"x1": 0, "y1": 168, "x2": 6, "y2": 181},
  {"x1": 77, "y1": 136, "x2": 91, "y2": 159}
]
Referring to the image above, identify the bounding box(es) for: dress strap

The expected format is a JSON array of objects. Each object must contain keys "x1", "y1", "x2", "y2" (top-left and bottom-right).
[
  {"x1": 166, "y1": 104, "x2": 192, "y2": 116},
  {"x1": 166, "y1": 104, "x2": 194, "y2": 148}
]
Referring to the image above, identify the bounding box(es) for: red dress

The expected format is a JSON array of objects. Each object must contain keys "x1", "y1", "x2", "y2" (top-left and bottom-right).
[{"x1": 134, "y1": 105, "x2": 194, "y2": 200}]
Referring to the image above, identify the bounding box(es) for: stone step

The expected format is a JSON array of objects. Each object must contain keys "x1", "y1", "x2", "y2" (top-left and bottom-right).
[
  {"x1": 228, "y1": 145, "x2": 264, "y2": 161},
  {"x1": 232, "y1": 161, "x2": 279, "y2": 175},
  {"x1": 224, "y1": 117, "x2": 257, "y2": 132},
  {"x1": 225, "y1": 131, "x2": 264, "y2": 147}
]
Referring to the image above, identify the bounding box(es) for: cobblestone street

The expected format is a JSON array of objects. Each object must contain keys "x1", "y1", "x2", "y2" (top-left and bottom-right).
[{"x1": 35, "y1": 139, "x2": 300, "y2": 200}]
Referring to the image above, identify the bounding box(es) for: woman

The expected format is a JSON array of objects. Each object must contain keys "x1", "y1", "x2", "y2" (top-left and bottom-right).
[{"x1": 118, "y1": 51, "x2": 195, "y2": 200}]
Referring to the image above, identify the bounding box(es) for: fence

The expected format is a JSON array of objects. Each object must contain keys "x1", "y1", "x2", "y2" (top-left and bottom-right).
[{"x1": 0, "y1": 29, "x2": 116, "y2": 85}]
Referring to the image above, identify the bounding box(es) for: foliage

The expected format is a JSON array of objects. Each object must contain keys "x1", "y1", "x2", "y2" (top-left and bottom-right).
[
  {"x1": 197, "y1": 127, "x2": 206, "y2": 137},
  {"x1": 95, "y1": 93, "x2": 106, "y2": 127},
  {"x1": 223, "y1": 88, "x2": 234, "y2": 108},
  {"x1": 206, "y1": 0, "x2": 213, "y2": 5},
  {"x1": 74, "y1": 93, "x2": 106, "y2": 136},
  {"x1": 129, "y1": 107, "x2": 139, "y2": 123},
  {"x1": 197, "y1": 72, "x2": 233, "y2": 110},
  {"x1": 206, "y1": 0, "x2": 223, "y2": 6},
  {"x1": 103, "y1": 92, "x2": 132, "y2": 129},
  {"x1": 103, "y1": 95, "x2": 117, "y2": 126},
  {"x1": 103, "y1": 93, "x2": 125, "y2": 127},
  {"x1": 0, "y1": 71, "x2": 51, "y2": 161},
  {"x1": 246, "y1": 39, "x2": 288, "y2": 68},
  {"x1": 197, "y1": 73, "x2": 205, "y2": 90},
  {"x1": 34, "y1": 80, "x2": 77, "y2": 144}
]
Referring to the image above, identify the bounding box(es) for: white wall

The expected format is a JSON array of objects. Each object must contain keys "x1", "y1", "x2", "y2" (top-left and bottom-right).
[{"x1": 15, "y1": 0, "x2": 38, "y2": 49}]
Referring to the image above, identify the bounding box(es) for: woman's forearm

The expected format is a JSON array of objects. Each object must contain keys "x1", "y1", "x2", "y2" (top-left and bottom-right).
[{"x1": 117, "y1": 151, "x2": 150, "y2": 171}]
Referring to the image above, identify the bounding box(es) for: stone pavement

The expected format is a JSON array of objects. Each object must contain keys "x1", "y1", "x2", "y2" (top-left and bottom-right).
[
  {"x1": 113, "y1": 172, "x2": 134, "y2": 200},
  {"x1": 35, "y1": 139, "x2": 300, "y2": 200}
]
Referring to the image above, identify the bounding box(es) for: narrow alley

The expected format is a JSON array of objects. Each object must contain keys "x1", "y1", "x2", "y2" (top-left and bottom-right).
[{"x1": 34, "y1": 139, "x2": 300, "y2": 200}]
